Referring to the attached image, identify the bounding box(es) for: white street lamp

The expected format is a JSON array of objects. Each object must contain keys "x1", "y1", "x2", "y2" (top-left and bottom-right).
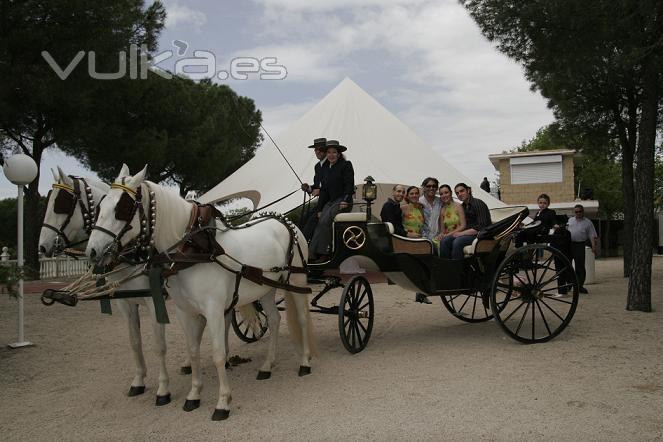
[{"x1": 3, "y1": 154, "x2": 38, "y2": 348}]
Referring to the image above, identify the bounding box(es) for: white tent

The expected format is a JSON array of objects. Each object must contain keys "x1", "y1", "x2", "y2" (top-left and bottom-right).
[{"x1": 200, "y1": 77, "x2": 503, "y2": 213}]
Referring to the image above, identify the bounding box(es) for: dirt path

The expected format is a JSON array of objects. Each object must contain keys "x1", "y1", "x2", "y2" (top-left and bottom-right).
[{"x1": 1, "y1": 258, "x2": 662, "y2": 440}]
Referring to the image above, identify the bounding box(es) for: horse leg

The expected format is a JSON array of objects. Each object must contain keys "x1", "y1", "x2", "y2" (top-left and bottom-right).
[
  {"x1": 181, "y1": 312, "x2": 206, "y2": 412},
  {"x1": 145, "y1": 300, "x2": 170, "y2": 406},
  {"x1": 116, "y1": 300, "x2": 147, "y2": 396},
  {"x1": 224, "y1": 311, "x2": 232, "y2": 370},
  {"x1": 174, "y1": 306, "x2": 192, "y2": 375},
  {"x1": 257, "y1": 289, "x2": 280, "y2": 380},
  {"x1": 208, "y1": 312, "x2": 232, "y2": 421},
  {"x1": 286, "y1": 290, "x2": 314, "y2": 376}
]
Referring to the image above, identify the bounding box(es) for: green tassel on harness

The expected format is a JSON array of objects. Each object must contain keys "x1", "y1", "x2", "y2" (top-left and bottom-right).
[{"x1": 149, "y1": 267, "x2": 170, "y2": 324}]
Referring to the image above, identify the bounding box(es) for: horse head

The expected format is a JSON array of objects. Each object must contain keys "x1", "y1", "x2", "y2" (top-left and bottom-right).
[
  {"x1": 86, "y1": 164, "x2": 147, "y2": 266},
  {"x1": 39, "y1": 166, "x2": 106, "y2": 257}
]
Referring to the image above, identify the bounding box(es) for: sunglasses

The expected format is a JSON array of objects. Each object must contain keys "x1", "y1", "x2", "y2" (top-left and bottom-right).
[{"x1": 425, "y1": 185, "x2": 438, "y2": 189}]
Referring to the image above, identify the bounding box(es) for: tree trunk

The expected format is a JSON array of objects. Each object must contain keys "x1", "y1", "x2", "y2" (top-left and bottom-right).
[
  {"x1": 23, "y1": 130, "x2": 45, "y2": 279},
  {"x1": 627, "y1": 65, "x2": 658, "y2": 312},
  {"x1": 621, "y1": 146, "x2": 635, "y2": 276}
]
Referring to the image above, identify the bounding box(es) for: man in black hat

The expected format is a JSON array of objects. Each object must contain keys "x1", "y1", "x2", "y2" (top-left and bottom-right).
[{"x1": 301, "y1": 138, "x2": 327, "y2": 240}]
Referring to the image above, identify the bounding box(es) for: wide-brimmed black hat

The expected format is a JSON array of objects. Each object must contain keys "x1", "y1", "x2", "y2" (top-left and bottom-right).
[
  {"x1": 307, "y1": 138, "x2": 327, "y2": 149},
  {"x1": 325, "y1": 139, "x2": 347, "y2": 152}
]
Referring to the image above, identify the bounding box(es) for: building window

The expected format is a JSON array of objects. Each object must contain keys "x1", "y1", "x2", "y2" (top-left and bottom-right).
[{"x1": 510, "y1": 154, "x2": 563, "y2": 184}]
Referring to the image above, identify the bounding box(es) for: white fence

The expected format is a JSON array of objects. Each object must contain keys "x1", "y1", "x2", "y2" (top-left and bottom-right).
[{"x1": 1, "y1": 248, "x2": 89, "y2": 279}]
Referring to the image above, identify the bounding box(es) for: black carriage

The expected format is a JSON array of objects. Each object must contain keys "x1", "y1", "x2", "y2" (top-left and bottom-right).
[
  {"x1": 306, "y1": 203, "x2": 579, "y2": 351},
  {"x1": 232, "y1": 182, "x2": 580, "y2": 352},
  {"x1": 234, "y1": 175, "x2": 581, "y2": 353}
]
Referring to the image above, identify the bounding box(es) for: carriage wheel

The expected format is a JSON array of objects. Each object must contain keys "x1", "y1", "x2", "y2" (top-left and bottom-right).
[
  {"x1": 490, "y1": 244, "x2": 579, "y2": 344},
  {"x1": 231, "y1": 301, "x2": 269, "y2": 343},
  {"x1": 338, "y1": 276, "x2": 374, "y2": 354},
  {"x1": 441, "y1": 291, "x2": 495, "y2": 323}
]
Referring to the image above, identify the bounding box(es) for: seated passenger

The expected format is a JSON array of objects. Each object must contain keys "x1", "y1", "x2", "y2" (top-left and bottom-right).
[
  {"x1": 309, "y1": 140, "x2": 354, "y2": 262},
  {"x1": 434, "y1": 184, "x2": 466, "y2": 247},
  {"x1": 380, "y1": 184, "x2": 407, "y2": 236},
  {"x1": 440, "y1": 183, "x2": 492, "y2": 260},
  {"x1": 401, "y1": 186, "x2": 425, "y2": 238},
  {"x1": 418, "y1": 177, "x2": 442, "y2": 241},
  {"x1": 515, "y1": 193, "x2": 557, "y2": 247}
]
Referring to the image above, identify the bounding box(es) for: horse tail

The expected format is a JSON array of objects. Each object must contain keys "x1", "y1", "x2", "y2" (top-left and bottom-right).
[
  {"x1": 236, "y1": 304, "x2": 261, "y2": 336},
  {"x1": 284, "y1": 292, "x2": 317, "y2": 357}
]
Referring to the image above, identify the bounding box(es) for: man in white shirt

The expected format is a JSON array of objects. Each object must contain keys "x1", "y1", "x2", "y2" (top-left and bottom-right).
[
  {"x1": 566, "y1": 204, "x2": 598, "y2": 293},
  {"x1": 419, "y1": 177, "x2": 442, "y2": 241}
]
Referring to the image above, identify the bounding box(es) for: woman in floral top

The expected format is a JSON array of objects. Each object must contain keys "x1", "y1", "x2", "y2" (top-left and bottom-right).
[
  {"x1": 435, "y1": 184, "x2": 466, "y2": 243},
  {"x1": 401, "y1": 186, "x2": 425, "y2": 238}
]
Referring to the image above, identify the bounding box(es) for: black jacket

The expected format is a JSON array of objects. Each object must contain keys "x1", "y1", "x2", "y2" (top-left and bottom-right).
[
  {"x1": 316, "y1": 158, "x2": 354, "y2": 211},
  {"x1": 380, "y1": 198, "x2": 406, "y2": 236},
  {"x1": 535, "y1": 207, "x2": 557, "y2": 230},
  {"x1": 312, "y1": 159, "x2": 327, "y2": 190}
]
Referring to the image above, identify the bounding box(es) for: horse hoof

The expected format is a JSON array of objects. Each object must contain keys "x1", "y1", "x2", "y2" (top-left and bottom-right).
[
  {"x1": 155, "y1": 394, "x2": 171, "y2": 406},
  {"x1": 212, "y1": 408, "x2": 230, "y2": 421},
  {"x1": 180, "y1": 366, "x2": 192, "y2": 375},
  {"x1": 256, "y1": 370, "x2": 271, "y2": 380},
  {"x1": 182, "y1": 399, "x2": 200, "y2": 412},
  {"x1": 298, "y1": 366, "x2": 311, "y2": 377},
  {"x1": 127, "y1": 386, "x2": 145, "y2": 397}
]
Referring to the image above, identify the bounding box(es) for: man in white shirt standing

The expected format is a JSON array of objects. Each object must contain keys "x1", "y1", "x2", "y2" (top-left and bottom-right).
[{"x1": 567, "y1": 204, "x2": 598, "y2": 293}]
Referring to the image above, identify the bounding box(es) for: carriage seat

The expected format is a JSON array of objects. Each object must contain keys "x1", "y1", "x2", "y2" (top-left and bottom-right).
[
  {"x1": 334, "y1": 212, "x2": 368, "y2": 222},
  {"x1": 384, "y1": 222, "x2": 434, "y2": 254},
  {"x1": 462, "y1": 207, "x2": 528, "y2": 257}
]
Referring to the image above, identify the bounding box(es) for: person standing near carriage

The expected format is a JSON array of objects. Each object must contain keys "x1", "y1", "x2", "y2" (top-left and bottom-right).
[
  {"x1": 566, "y1": 204, "x2": 597, "y2": 294},
  {"x1": 301, "y1": 138, "x2": 328, "y2": 240},
  {"x1": 309, "y1": 140, "x2": 355, "y2": 262},
  {"x1": 440, "y1": 183, "x2": 492, "y2": 260}
]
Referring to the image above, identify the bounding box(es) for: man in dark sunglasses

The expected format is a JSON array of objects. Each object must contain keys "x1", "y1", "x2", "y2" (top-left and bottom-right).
[{"x1": 566, "y1": 204, "x2": 598, "y2": 294}]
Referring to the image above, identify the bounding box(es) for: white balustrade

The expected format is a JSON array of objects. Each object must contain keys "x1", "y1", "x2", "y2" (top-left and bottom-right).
[{"x1": 0, "y1": 254, "x2": 89, "y2": 279}]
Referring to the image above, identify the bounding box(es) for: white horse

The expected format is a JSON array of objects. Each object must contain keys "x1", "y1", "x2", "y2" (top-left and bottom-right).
[
  {"x1": 39, "y1": 167, "x2": 178, "y2": 406},
  {"x1": 86, "y1": 165, "x2": 314, "y2": 421}
]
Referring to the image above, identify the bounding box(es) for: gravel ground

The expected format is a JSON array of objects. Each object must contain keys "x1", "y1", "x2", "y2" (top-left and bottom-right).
[{"x1": 1, "y1": 257, "x2": 662, "y2": 441}]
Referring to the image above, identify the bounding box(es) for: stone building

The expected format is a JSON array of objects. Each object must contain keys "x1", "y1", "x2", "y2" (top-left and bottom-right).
[{"x1": 488, "y1": 149, "x2": 599, "y2": 216}]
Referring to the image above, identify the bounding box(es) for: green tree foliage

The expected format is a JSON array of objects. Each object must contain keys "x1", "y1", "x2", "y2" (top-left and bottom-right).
[
  {"x1": 0, "y1": 0, "x2": 166, "y2": 273},
  {"x1": 58, "y1": 76, "x2": 262, "y2": 197},
  {"x1": 462, "y1": 0, "x2": 662, "y2": 311}
]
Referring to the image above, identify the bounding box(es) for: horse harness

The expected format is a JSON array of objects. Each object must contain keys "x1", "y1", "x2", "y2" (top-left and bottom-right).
[
  {"x1": 104, "y1": 182, "x2": 311, "y2": 315},
  {"x1": 42, "y1": 176, "x2": 101, "y2": 252},
  {"x1": 91, "y1": 178, "x2": 156, "y2": 265}
]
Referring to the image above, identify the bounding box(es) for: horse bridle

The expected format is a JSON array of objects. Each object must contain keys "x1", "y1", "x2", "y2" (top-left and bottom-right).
[
  {"x1": 42, "y1": 177, "x2": 99, "y2": 253},
  {"x1": 91, "y1": 180, "x2": 157, "y2": 259}
]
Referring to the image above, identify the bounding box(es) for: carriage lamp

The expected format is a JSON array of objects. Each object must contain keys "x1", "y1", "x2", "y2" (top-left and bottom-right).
[
  {"x1": 3, "y1": 154, "x2": 38, "y2": 349},
  {"x1": 362, "y1": 176, "x2": 377, "y2": 219}
]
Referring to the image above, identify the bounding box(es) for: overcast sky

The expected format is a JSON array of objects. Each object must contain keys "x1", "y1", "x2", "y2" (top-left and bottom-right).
[{"x1": 1, "y1": 0, "x2": 554, "y2": 199}]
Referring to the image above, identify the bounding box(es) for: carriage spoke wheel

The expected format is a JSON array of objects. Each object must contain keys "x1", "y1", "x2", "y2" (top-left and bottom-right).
[
  {"x1": 491, "y1": 244, "x2": 579, "y2": 343},
  {"x1": 338, "y1": 276, "x2": 374, "y2": 354},
  {"x1": 441, "y1": 291, "x2": 496, "y2": 323},
  {"x1": 231, "y1": 301, "x2": 269, "y2": 343}
]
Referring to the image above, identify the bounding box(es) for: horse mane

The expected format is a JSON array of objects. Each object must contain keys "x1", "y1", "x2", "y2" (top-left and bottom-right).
[{"x1": 143, "y1": 181, "x2": 193, "y2": 250}]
